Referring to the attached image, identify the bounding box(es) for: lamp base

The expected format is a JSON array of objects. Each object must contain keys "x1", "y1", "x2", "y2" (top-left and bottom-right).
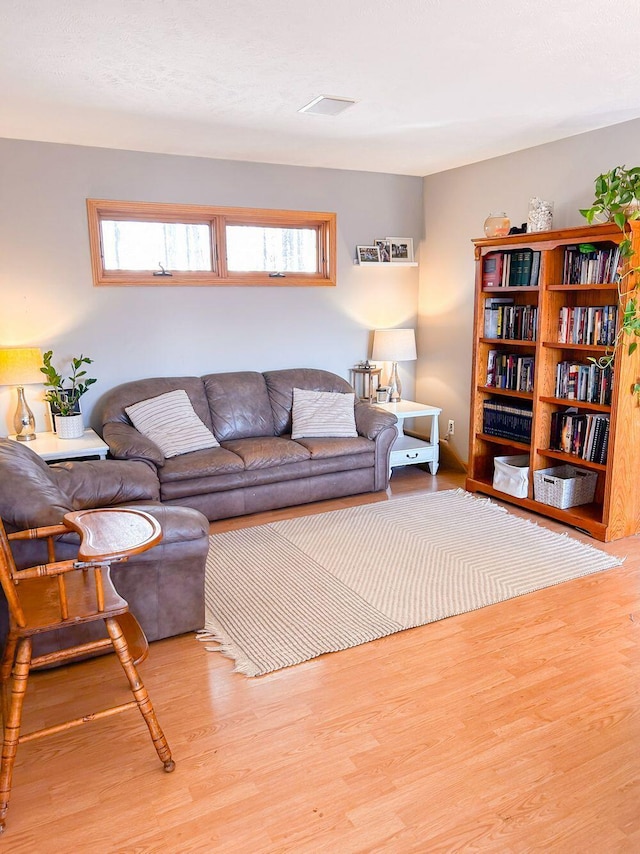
[
  {"x1": 388, "y1": 361, "x2": 402, "y2": 402},
  {"x1": 14, "y1": 386, "x2": 37, "y2": 441}
]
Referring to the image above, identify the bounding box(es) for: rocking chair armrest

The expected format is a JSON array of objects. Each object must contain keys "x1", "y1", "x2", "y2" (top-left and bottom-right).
[
  {"x1": 8, "y1": 523, "x2": 71, "y2": 542},
  {"x1": 13, "y1": 558, "x2": 78, "y2": 580}
]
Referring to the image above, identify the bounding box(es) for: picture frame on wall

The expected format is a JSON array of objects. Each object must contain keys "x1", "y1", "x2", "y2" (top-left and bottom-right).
[
  {"x1": 388, "y1": 237, "x2": 414, "y2": 263},
  {"x1": 357, "y1": 245, "x2": 382, "y2": 264},
  {"x1": 374, "y1": 239, "x2": 391, "y2": 263}
]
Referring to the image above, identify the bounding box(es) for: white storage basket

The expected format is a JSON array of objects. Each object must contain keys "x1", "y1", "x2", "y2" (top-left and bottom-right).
[
  {"x1": 533, "y1": 465, "x2": 597, "y2": 510},
  {"x1": 493, "y1": 455, "x2": 530, "y2": 499}
]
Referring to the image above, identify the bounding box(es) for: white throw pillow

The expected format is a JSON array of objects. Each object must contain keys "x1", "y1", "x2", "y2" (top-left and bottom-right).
[
  {"x1": 291, "y1": 388, "x2": 358, "y2": 439},
  {"x1": 125, "y1": 389, "x2": 220, "y2": 458}
]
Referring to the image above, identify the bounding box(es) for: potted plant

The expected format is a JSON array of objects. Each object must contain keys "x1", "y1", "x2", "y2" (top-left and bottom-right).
[
  {"x1": 40, "y1": 350, "x2": 97, "y2": 439},
  {"x1": 580, "y1": 165, "x2": 640, "y2": 396}
]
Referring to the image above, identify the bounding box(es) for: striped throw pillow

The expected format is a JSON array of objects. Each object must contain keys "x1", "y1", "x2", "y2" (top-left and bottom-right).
[
  {"x1": 291, "y1": 388, "x2": 358, "y2": 439},
  {"x1": 125, "y1": 389, "x2": 220, "y2": 458}
]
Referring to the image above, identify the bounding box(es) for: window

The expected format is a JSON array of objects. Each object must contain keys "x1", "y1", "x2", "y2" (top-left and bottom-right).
[{"x1": 87, "y1": 200, "x2": 336, "y2": 287}]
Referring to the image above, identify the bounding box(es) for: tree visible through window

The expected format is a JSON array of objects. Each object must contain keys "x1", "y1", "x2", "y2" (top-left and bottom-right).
[
  {"x1": 226, "y1": 225, "x2": 317, "y2": 273},
  {"x1": 87, "y1": 200, "x2": 336, "y2": 287}
]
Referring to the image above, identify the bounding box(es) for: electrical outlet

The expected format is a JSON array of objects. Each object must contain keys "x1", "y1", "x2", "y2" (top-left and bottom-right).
[{"x1": 447, "y1": 419, "x2": 455, "y2": 436}]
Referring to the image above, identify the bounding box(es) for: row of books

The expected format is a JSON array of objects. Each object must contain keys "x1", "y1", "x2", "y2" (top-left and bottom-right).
[
  {"x1": 549, "y1": 411, "x2": 610, "y2": 465},
  {"x1": 487, "y1": 351, "x2": 535, "y2": 392},
  {"x1": 562, "y1": 243, "x2": 621, "y2": 285},
  {"x1": 482, "y1": 400, "x2": 532, "y2": 443},
  {"x1": 484, "y1": 299, "x2": 538, "y2": 340},
  {"x1": 554, "y1": 360, "x2": 614, "y2": 405},
  {"x1": 557, "y1": 304, "x2": 618, "y2": 346},
  {"x1": 482, "y1": 250, "x2": 541, "y2": 288}
]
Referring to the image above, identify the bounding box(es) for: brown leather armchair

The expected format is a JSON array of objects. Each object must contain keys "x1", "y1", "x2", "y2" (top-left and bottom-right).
[{"x1": 0, "y1": 438, "x2": 209, "y2": 658}]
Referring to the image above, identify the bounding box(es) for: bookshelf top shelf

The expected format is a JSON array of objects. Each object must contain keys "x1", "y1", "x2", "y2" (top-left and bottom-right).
[
  {"x1": 483, "y1": 286, "x2": 539, "y2": 294},
  {"x1": 547, "y1": 283, "x2": 619, "y2": 291}
]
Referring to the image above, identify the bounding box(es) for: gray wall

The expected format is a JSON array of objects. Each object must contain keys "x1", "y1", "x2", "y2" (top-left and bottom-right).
[
  {"x1": 418, "y1": 116, "x2": 640, "y2": 463},
  {"x1": 0, "y1": 139, "x2": 422, "y2": 434}
]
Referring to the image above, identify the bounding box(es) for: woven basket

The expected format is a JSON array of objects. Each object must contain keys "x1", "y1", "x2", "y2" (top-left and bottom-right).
[{"x1": 533, "y1": 465, "x2": 597, "y2": 510}]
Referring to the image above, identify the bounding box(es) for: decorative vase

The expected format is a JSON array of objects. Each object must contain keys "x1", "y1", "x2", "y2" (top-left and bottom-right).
[
  {"x1": 56, "y1": 413, "x2": 85, "y2": 439},
  {"x1": 483, "y1": 212, "x2": 511, "y2": 238},
  {"x1": 527, "y1": 198, "x2": 553, "y2": 232}
]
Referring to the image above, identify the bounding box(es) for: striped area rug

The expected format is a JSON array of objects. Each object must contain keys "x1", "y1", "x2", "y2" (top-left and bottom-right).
[{"x1": 201, "y1": 489, "x2": 623, "y2": 676}]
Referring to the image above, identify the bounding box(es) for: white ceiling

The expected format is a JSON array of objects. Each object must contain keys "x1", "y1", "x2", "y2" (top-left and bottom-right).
[{"x1": 2, "y1": 0, "x2": 640, "y2": 177}]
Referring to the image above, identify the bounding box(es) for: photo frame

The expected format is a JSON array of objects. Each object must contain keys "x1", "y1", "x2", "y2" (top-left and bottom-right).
[
  {"x1": 356, "y1": 246, "x2": 380, "y2": 264},
  {"x1": 374, "y1": 238, "x2": 391, "y2": 263},
  {"x1": 388, "y1": 237, "x2": 414, "y2": 263},
  {"x1": 357, "y1": 245, "x2": 381, "y2": 264}
]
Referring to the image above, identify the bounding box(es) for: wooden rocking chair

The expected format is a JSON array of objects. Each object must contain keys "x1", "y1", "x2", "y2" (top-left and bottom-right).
[{"x1": 0, "y1": 507, "x2": 175, "y2": 834}]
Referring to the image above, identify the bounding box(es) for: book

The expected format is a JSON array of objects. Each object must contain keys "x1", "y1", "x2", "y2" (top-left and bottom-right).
[
  {"x1": 529, "y1": 251, "x2": 541, "y2": 286},
  {"x1": 482, "y1": 252, "x2": 504, "y2": 288}
]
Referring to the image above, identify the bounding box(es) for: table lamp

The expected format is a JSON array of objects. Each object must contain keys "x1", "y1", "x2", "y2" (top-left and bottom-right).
[
  {"x1": 0, "y1": 347, "x2": 44, "y2": 441},
  {"x1": 371, "y1": 328, "x2": 417, "y2": 402}
]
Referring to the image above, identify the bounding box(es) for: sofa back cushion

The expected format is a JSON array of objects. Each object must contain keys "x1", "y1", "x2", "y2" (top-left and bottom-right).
[
  {"x1": 264, "y1": 369, "x2": 355, "y2": 436},
  {"x1": 202, "y1": 371, "x2": 276, "y2": 441},
  {"x1": 125, "y1": 389, "x2": 220, "y2": 458},
  {"x1": 0, "y1": 439, "x2": 70, "y2": 528},
  {"x1": 98, "y1": 377, "x2": 213, "y2": 431},
  {"x1": 0, "y1": 439, "x2": 162, "y2": 531}
]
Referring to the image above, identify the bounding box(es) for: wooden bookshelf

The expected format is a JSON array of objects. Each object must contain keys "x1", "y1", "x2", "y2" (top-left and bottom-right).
[{"x1": 466, "y1": 222, "x2": 640, "y2": 541}]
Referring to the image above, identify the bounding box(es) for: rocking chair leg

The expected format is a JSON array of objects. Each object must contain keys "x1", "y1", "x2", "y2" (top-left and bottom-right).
[
  {"x1": 0, "y1": 632, "x2": 19, "y2": 725},
  {"x1": 0, "y1": 638, "x2": 32, "y2": 833},
  {"x1": 105, "y1": 618, "x2": 175, "y2": 773}
]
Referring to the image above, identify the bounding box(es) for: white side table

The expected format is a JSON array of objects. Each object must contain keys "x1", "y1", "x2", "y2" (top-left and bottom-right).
[
  {"x1": 375, "y1": 400, "x2": 442, "y2": 475},
  {"x1": 8, "y1": 428, "x2": 109, "y2": 462}
]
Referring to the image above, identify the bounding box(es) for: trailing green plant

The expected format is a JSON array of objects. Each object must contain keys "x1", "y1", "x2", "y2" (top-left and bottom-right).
[
  {"x1": 40, "y1": 350, "x2": 97, "y2": 415},
  {"x1": 579, "y1": 166, "x2": 640, "y2": 397}
]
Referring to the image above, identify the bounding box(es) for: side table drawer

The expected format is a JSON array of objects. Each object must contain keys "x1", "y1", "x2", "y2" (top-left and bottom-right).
[{"x1": 390, "y1": 442, "x2": 436, "y2": 467}]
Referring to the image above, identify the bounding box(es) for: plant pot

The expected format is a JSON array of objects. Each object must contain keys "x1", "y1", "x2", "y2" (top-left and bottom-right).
[{"x1": 56, "y1": 413, "x2": 85, "y2": 439}]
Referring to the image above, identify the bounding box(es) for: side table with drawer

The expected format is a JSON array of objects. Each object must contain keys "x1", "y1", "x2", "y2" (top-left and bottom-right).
[{"x1": 374, "y1": 400, "x2": 442, "y2": 475}]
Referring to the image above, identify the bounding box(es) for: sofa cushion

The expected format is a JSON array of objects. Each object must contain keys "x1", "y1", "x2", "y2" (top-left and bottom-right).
[
  {"x1": 159, "y1": 451, "x2": 375, "y2": 500},
  {"x1": 203, "y1": 371, "x2": 276, "y2": 441},
  {"x1": 159, "y1": 446, "x2": 245, "y2": 483},
  {"x1": 291, "y1": 388, "x2": 357, "y2": 439},
  {"x1": 221, "y1": 436, "x2": 311, "y2": 470},
  {"x1": 264, "y1": 369, "x2": 355, "y2": 435},
  {"x1": 294, "y1": 436, "x2": 373, "y2": 459},
  {"x1": 126, "y1": 389, "x2": 220, "y2": 458}
]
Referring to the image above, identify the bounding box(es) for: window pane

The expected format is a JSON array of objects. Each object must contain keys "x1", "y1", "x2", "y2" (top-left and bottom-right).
[
  {"x1": 101, "y1": 220, "x2": 212, "y2": 271},
  {"x1": 226, "y1": 225, "x2": 317, "y2": 273}
]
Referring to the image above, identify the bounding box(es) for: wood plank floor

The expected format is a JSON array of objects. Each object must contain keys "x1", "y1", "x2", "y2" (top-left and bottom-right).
[{"x1": 4, "y1": 466, "x2": 640, "y2": 852}]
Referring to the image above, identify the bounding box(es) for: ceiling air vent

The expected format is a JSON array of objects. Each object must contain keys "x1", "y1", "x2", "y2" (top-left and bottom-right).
[{"x1": 298, "y1": 95, "x2": 356, "y2": 116}]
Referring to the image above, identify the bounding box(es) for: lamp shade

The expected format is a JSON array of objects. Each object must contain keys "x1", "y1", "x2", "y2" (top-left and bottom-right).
[
  {"x1": 0, "y1": 348, "x2": 44, "y2": 386},
  {"x1": 371, "y1": 328, "x2": 417, "y2": 362}
]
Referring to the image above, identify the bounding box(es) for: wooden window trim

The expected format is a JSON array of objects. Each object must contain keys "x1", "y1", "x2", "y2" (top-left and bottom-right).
[{"x1": 87, "y1": 199, "x2": 336, "y2": 287}]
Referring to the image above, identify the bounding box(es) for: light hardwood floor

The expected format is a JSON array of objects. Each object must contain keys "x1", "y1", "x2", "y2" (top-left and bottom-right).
[{"x1": 4, "y1": 466, "x2": 640, "y2": 852}]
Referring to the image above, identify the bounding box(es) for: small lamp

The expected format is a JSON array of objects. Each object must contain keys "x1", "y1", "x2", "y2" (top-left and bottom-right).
[
  {"x1": 0, "y1": 347, "x2": 44, "y2": 441},
  {"x1": 371, "y1": 328, "x2": 417, "y2": 402}
]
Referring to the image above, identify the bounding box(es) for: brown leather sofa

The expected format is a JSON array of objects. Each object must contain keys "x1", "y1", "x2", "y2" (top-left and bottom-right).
[
  {"x1": 0, "y1": 438, "x2": 210, "y2": 656},
  {"x1": 98, "y1": 368, "x2": 398, "y2": 521}
]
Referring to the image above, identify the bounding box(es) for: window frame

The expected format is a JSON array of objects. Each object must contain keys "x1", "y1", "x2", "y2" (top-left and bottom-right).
[{"x1": 87, "y1": 199, "x2": 337, "y2": 287}]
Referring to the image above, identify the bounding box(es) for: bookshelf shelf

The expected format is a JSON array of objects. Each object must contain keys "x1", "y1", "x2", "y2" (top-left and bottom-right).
[
  {"x1": 538, "y1": 395, "x2": 611, "y2": 413},
  {"x1": 477, "y1": 385, "x2": 534, "y2": 401},
  {"x1": 483, "y1": 286, "x2": 539, "y2": 294},
  {"x1": 541, "y1": 342, "x2": 610, "y2": 352},
  {"x1": 536, "y1": 448, "x2": 607, "y2": 472},
  {"x1": 476, "y1": 433, "x2": 531, "y2": 451},
  {"x1": 481, "y1": 338, "x2": 535, "y2": 347},
  {"x1": 547, "y1": 283, "x2": 618, "y2": 291},
  {"x1": 467, "y1": 222, "x2": 640, "y2": 541}
]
